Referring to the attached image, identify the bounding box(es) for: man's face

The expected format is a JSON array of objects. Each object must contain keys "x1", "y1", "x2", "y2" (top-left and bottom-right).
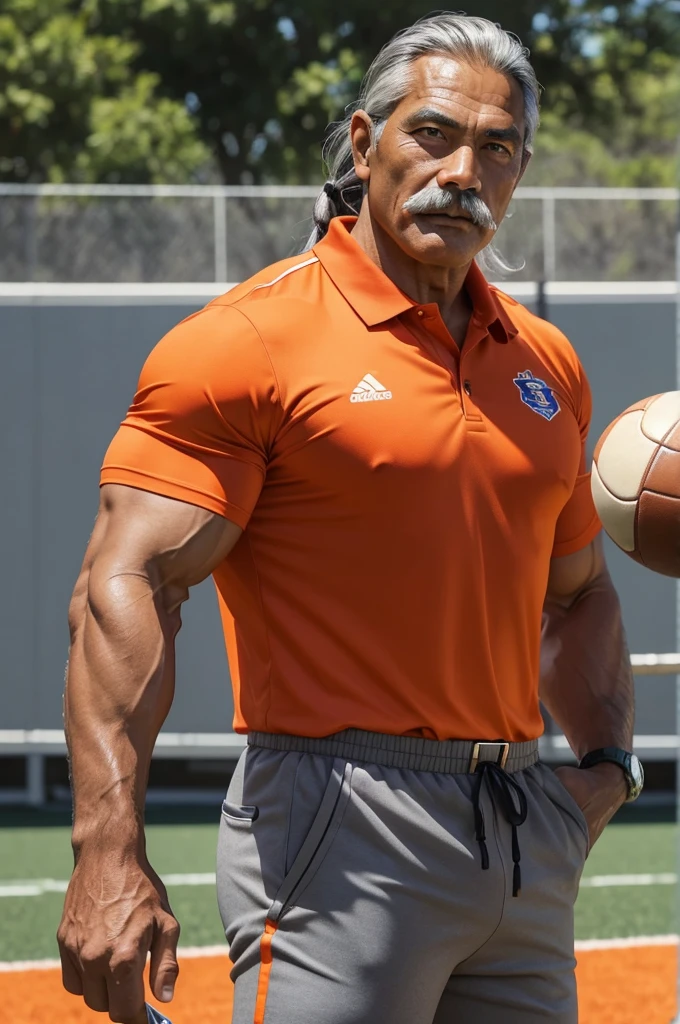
[{"x1": 352, "y1": 55, "x2": 528, "y2": 268}]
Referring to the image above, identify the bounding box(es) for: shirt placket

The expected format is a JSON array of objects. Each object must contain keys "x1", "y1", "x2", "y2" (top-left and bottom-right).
[{"x1": 411, "y1": 306, "x2": 487, "y2": 432}]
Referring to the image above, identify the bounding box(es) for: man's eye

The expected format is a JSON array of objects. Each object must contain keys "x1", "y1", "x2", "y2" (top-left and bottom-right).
[
  {"x1": 417, "y1": 126, "x2": 445, "y2": 139},
  {"x1": 486, "y1": 142, "x2": 511, "y2": 155}
]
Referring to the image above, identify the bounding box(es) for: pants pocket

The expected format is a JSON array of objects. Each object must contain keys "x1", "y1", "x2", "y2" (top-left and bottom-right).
[
  {"x1": 540, "y1": 763, "x2": 590, "y2": 857},
  {"x1": 217, "y1": 748, "x2": 353, "y2": 968},
  {"x1": 269, "y1": 757, "x2": 353, "y2": 923},
  {"x1": 222, "y1": 800, "x2": 259, "y2": 822}
]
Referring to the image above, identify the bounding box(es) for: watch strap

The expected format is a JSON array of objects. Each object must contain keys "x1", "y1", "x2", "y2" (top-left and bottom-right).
[
  {"x1": 579, "y1": 747, "x2": 630, "y2": 772},
  {"x1": 578, "y1": 746, "x2": 643, "y2": 802}
]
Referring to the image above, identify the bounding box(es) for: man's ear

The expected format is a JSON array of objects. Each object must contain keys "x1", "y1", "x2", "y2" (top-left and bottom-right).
[{"x1": 350, "y1": 110, "x2": 374, "y2": 184}]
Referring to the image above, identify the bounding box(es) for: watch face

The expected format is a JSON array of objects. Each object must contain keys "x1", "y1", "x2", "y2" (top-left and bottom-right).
[{"x1": 628, "y1": 754, "x2": 644, "y2": 799}]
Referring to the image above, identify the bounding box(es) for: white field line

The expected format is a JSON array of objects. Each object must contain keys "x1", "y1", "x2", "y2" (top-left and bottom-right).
[
  {"x1": 0, "y1": 959, "x2": 62, "y2": 972},
  {"x1": 0, "y1": 937, "x2": 676, "y2": 973},
  {"x1": 580, "y1": 872, "x2": 677, "y2": 888},
  {"x1": 0, "y1": 873, "x2": 217, "y2": 897},
  {"x1": 574, "y1": 935, "x2": 678, "y2": 951},
  {"x1": 1, "y1": 871, "x2": 676, "y2": 899},
  {"x1": 0, "y1": 946, "x2": 229, "y2": 973}
]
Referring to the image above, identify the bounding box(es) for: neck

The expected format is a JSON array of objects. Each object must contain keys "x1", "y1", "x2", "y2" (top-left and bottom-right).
[{"x1": 349, "y1": 205, "x2": 474, "y2": 329}]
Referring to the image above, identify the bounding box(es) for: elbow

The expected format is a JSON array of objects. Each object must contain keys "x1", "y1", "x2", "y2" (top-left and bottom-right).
[
  {"x1": 68, "y1": 569, "x2": 91, "y2": 646},
  {"x1": 86, "y1": 558, "x2": 184, "y2": 642},
  {"x1": 68, "y1": 544, "x2": 186, "y2": 654}
]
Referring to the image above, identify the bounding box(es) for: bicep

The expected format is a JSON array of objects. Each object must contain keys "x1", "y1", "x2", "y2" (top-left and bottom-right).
[
  {"x1": 545, "y1": 534, "x2": 606, "y2": 609},
  {"x1": 75, "y1": 484, "x2": 242, "y2": 619}
]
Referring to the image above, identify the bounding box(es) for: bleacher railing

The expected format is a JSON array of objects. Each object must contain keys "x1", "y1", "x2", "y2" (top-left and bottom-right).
[
  {"x1": 1, "y1": 652, "x2": 678, "y2": 806},
  {"x1": 0, "y1": 184, "x2": 678, "y2": 286}
]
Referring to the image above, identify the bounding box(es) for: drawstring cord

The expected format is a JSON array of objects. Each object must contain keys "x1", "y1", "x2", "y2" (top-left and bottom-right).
[{"x1": 472, "y1": 761, "x2": 528, "y2": 897}]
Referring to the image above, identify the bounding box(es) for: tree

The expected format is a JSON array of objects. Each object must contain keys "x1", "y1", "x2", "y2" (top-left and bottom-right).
[
  {"x1": 94, "y1": 0, "x2": 680, "y2": 183},
  {"x1": 2, "y1": 0, "x2": 679, "y2": 183},
  {"x1": 526, "y1": 51, "x2": 680, "y2": 186},
  {"x1": 0, "y1": 0, "x2": 210, "y2": 182}
]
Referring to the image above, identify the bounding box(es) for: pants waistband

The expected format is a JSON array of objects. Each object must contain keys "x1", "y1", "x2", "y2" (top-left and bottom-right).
[{"x1": 246, "y1": 729, "x2": 539, "y2": 774}]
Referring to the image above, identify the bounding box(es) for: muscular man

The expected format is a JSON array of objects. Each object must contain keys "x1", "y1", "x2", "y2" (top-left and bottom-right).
[{"x1": 58, "y1": 13, "x2": 640, "y2": 1024}]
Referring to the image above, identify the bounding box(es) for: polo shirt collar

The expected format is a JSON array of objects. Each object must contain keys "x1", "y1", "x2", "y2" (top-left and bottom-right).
[
  {"x1": 314, "y1": 216, "x2": 519, "y2": 343},
  {"x1": 464, "y1": 260, "x2": 519, "y2": 344},
  {"x1": 314, "y1": 217, "x2": 415, "y2": 326}
]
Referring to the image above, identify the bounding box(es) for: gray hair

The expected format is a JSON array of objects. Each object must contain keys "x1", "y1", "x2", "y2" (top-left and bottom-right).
[{"x1": 302, "y1": 12, "x2": 539, "y2": 277}]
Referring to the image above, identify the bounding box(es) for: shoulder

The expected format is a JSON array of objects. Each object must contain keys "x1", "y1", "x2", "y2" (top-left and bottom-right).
[
  {"x1": 142, "y1": 301, "x2": 265, "y2": 370},
  {"x1": 140, "y1": 251, "x2": 324, "y2": 401},
  {"x1": 138, "y1": 299, "x2": 280, "y2": 409},
  {"x1": 491, "y1": 286, "x2": 578, "y2": 362},
  {"x1": 198, "y1": 251, "x2": 328, "y2": 371},
  {"x1": 209, "y1": 251, "x2": 322, "y2": 320},
  {"x1": 490, "y1": 285, "x2": 588, "y2": 398}
]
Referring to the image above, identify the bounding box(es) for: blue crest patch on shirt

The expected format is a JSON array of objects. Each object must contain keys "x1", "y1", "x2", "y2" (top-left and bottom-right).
[{"x1": 513, "y1": 370, "x2": 561, "y2": 422}]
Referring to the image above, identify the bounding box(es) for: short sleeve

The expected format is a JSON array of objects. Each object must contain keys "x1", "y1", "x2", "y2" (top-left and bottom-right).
[
  {"x1": 551, "y1": 363, "x2": 602, "y2": 558},
  {"x1": 100, "y1": 304, "x2": 280, "y2": 528}
]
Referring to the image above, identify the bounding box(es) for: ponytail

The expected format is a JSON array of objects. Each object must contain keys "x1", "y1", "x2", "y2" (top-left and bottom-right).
[{"x1": 303, "y1": 168, "x2": 365, "y2": 250}]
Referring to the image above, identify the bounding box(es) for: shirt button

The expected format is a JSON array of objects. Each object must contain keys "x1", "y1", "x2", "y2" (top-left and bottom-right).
[
  {"x1": 417, "y1": 309, "x2": 424, "y2": 317},
  {"x1": 463, "y1": 380, "x2": 472, "y2": 396}
]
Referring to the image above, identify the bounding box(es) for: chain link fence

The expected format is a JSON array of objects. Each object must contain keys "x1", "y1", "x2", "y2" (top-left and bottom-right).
[{"x1": 0, "y1": 184, "x2": 677, "y2": 284}]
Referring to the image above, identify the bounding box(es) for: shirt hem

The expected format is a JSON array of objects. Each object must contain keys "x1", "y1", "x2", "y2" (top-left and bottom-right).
[
  {"x1": 551, "y1": 515, "x2": 602, "y2": 559},
  {"x1": 99, "y1": 467, "x2": 252, "y2": 529},
  {"x1": 230, "y1": 723, "x2": 545, "y2": 743}
]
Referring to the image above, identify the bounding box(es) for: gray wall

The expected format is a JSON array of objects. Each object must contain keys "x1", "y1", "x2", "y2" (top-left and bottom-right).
[
  {"x1": 1, "y1": 300, "x2": 231, "y2": 734},
  {"x1": 0, "y1": 293, "x2": 675, "y2": 736},
  {"x1": 549, "y1": 299, "x2": 677, "y2": 735}
]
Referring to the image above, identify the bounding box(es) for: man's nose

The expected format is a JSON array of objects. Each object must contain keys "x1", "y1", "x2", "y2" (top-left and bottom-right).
[{"x1": 436, "y1": 146, "x2": 481, "y2": 194}]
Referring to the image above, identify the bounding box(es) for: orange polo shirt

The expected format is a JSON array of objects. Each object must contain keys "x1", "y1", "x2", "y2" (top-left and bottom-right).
[{"x1": 101, "y1": 216, "x2": 600, "y2": 742}]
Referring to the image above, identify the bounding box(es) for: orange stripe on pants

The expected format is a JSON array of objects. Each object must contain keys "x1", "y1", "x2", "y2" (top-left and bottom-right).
[{"x1": 253, "y1": 918, "x2": 278, "y2": 1024}]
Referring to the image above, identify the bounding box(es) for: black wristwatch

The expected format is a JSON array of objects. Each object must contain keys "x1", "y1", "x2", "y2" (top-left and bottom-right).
[{"x1": 578, "y1": 747, "x2": 644, "y2": 803}]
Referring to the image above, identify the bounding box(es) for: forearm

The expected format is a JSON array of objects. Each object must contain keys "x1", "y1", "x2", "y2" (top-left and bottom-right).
[
  {"x1": 58, "y1": 488, "x2": 239, "y2": 1018},
  {"x1": 65, "y1": 562, "x2": 178, "y2": 853},
  {"x1": 540, "y1": 571, "x2": 634, "y2": 759}
]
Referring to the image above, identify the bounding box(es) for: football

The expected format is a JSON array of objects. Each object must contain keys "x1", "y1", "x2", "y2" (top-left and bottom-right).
[{"x1": 591, "y1": 392, "x2": 680, "y2": 577}]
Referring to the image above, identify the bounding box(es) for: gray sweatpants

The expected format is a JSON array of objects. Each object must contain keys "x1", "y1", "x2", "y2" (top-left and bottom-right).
[{"x1": 216, "y1": 731, "x2": 588, "y2": 1024}]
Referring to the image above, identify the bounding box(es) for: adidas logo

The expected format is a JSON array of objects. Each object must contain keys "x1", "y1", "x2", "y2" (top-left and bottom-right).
[{"x1": 350, "y1": 373, "x2": 393, "y2": 403}]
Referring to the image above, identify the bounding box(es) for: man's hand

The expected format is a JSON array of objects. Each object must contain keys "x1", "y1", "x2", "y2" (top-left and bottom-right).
[
  {"x1": 57, "y1": 850, "x2": 180, "y2": 1024},
  {"x1": 554, "y1": 762, "x2": 628, "y2": 849}
]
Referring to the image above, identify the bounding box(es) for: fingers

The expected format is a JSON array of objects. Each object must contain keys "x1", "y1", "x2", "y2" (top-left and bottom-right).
[
  {"x1": 149, "y1": 913, "x2": 180, "y2": 1004},
  {"x1": 110, "y1": 1004, "x2": 149, "y2": 1024},
  {"x1": 58, "y1": 943, "x2": 83, "y2": 996},
  {"x1": 60, "y1": 932, "x2": 150, "y2": 1023},
  {"x1": 82, "y1": 970, "x2": 110, "y2": 1013},
  {"x1": 105, "y1": 942, "x2": 148, "y2": 1023}
]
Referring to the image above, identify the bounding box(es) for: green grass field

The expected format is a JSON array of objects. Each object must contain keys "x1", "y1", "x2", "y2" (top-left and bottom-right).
[{"x1": 0, "y1": 806, "x2": 675, "y2": 963}]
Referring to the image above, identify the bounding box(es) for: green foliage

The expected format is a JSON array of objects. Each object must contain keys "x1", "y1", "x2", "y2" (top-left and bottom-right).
[
  {"x1": 0, "y1": 0, "x2": 210, "y2": 181},
  {"x1": 74, "y1": 72, "x2": 210, "y2": 182},
  {"x1": 526, "y1": 54, "x2": 680, "y2": 186},
  {"x1": 1, "y1": 0, "x2": 679, "y2": 183}
]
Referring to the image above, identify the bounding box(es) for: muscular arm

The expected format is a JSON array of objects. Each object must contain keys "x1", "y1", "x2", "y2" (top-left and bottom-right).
[
  {"x1": 59, "y1": 483, "x2": 242, "y2": 1023},
  {"x1": 541, "y1": 534, "x2": 634, "y2": 756},
  {"x1": 540, "y1": 533, "x2": 634, "y2": 842}
]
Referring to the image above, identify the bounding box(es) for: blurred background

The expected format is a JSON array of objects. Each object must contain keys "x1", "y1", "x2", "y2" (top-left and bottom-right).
[
  {"x1": 2, "y1": 0, "x2": 679, "y2": 189},
  {"x1": 1, "y1": 0, "x2": 679, "y2": 280},
  {"x1": 1, "y1": 3, "x2": 680, "y2": 1022}
]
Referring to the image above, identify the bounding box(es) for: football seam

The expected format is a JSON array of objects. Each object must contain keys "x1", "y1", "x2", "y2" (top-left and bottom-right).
[
  {"x1": 636, "y1": 442, "x2": 667, "y2": 564},
  {"x1": 636, "y1": 402, "x2": 680, "y2": 563}
]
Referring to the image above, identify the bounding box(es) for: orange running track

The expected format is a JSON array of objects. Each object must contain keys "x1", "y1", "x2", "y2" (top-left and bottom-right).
[{"x1": 0, "y1": 945, "x2": 676, "y2": 1023}]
